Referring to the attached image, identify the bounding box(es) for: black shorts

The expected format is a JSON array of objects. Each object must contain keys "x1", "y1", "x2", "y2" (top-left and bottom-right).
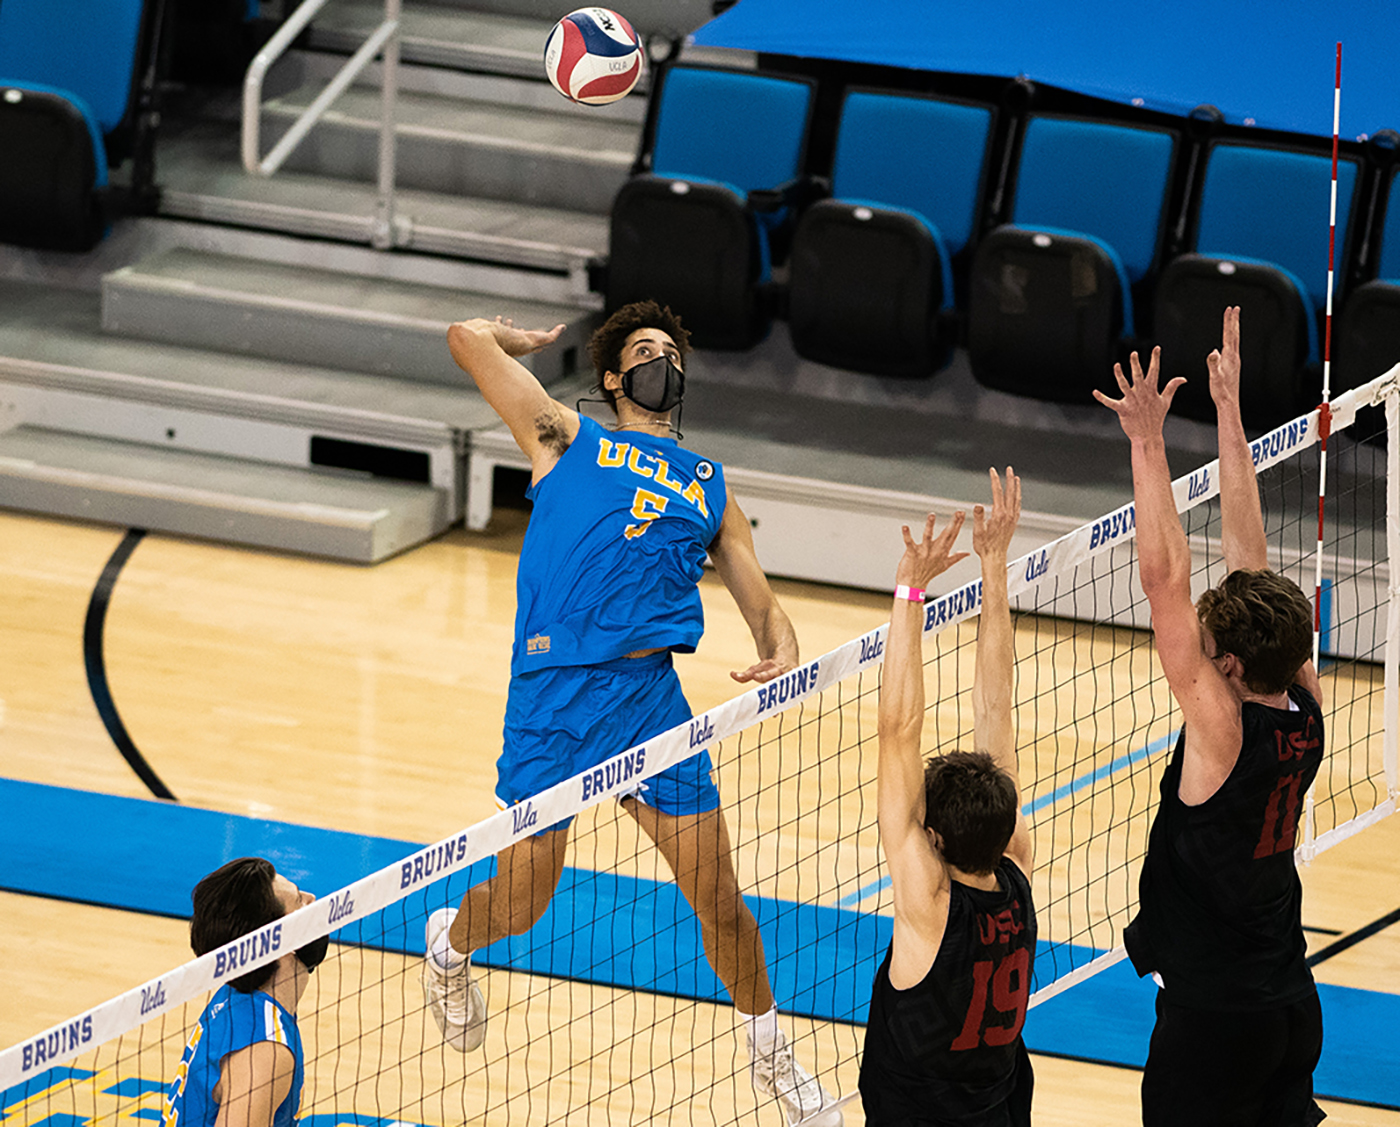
[{"x1": 1141, "y1": 989, "x2": 1325, "y2": 1127}]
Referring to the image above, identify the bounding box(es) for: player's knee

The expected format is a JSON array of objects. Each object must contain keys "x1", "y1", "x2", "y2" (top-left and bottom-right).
[{"x1": 696, "y1": 884, "x2": 748, "y2": 933}]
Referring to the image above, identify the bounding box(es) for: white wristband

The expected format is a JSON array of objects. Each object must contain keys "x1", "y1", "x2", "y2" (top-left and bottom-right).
[{"x1": 894, "y1": 585, "x2": 926, "y2": 603}]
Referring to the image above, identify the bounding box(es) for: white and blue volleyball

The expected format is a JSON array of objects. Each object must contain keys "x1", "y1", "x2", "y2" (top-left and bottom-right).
[{"x1": 543, "y1": 8, "x2": 644, "y2": 106}]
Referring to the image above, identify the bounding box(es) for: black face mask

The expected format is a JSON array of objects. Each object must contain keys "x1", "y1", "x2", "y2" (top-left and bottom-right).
[
  {"x1": 619, "y1": 355, "x2": 685, "y2": 413},
  {"x1": 296, "y1": 934, "x2": 330, "y2": 972}
]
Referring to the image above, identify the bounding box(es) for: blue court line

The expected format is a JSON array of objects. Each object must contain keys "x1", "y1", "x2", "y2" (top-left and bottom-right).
[
  {"x1": 1024, "y1": 729, "x2": 1179, "y2": 815},
  {"x1": 2, "y1": 777, "x2": 1395, "y2": 1110},
  {"x1": 837, "y1": 731, "x2": 1181, "y2": 908}
]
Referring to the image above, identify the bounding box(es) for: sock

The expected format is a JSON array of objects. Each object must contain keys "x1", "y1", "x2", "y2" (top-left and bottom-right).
[
  {"x1": 429, "y1": 918, "x2": 469, "y2": 972},
  {"x1": 741, "y1": 1007, "x2": 780, "y2": 1055}
]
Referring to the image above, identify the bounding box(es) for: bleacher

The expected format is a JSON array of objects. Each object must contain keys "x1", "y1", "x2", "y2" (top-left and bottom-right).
[{"x1": 0, "y1": 0, "x2": 1394, "y2": 582}]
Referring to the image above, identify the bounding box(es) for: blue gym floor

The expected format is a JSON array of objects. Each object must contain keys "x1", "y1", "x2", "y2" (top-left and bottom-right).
[{"x1": 3, "y1": 776, "x2": 1396, "y2": 1110}]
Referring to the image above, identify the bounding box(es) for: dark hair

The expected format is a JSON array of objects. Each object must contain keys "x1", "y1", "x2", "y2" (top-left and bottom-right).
[
  {"x1": 923, "y1": 751, "x2": 1018, "y2": 875},
  {"x1": 587, "y1": 300, "x2": 691, "y2": 412},
  {"x1": 1196, "y1": 568, "x2": 1312, "y2": 694},
  {"x1": 190, "y1": 857, "x2": 285, "y2": 994}
]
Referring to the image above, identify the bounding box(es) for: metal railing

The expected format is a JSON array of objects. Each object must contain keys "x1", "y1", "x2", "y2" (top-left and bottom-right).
[{"x1": 242, "y1": 0, "x2": 403, "y2": 248}]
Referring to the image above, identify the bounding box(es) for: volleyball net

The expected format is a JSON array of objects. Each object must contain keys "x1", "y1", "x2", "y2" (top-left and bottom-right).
[{"x1": 3, "y1": 366, "x2": 1397, "y2": 1126}]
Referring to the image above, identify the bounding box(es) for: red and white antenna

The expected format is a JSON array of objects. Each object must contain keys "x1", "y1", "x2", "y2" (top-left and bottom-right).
[
  {"x1": 1313, "y1": 42, "x2": 1342, "y2": 669},
  {"x1": 1302, "y1": 43, "x2": 1342, "y2": 863}
]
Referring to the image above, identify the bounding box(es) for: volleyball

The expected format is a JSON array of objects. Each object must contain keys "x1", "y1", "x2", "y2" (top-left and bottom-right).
[{"x1": 543, "y1": 7, "x2": 643, "y2": 105}]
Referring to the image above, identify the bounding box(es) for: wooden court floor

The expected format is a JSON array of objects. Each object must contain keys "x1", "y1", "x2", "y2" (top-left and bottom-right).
[{"x1": 1, "y1": 507, "x2": 1397, "y2": 1126}]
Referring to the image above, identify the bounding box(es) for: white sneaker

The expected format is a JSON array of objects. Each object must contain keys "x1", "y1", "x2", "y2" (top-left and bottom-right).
[
  {"x1": 748, "y1": 1030, "x2": 844, "y2": 1126},
  {"x1": 421, "y1": 908, "x2": 486, "y2": 1051}
]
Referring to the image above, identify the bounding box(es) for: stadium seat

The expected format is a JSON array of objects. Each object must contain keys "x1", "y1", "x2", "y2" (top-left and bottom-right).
[
  {"x1": 1154, "y1": 140, "x2": 1360, "y2": 428},
  {"x1": 786, "y1": 89, "x2": 996, "y2": 378},
  {"x1": 606, "y1": 64, "x2": 816, "y2": 350},
  {"x1": 0, "y1": 0, "x2": 155, "y2": 251},
  {"x1": 1337, "y1": 152, "x2": 1400, "y2": 408},
  {"x1": 967, "y1": 114, "x2": 1177, "y2": 402}
]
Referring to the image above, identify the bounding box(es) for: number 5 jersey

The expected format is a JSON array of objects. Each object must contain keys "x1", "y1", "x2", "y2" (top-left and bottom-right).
[
  {"x1": 511, "y1": 415, "x2": 726, "y2": 676},
  {"x1": 860, "y1": 857, "x2": 1037, "y2": 1125},
  {"x1": 1124, "y1": 684, "x2": 1325, "y2": 1009}
]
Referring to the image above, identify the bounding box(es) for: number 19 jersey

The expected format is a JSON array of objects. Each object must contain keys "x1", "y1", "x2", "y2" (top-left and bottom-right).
[
  {"x1": 860, "y1": 857, "x2": 1036, "y2": 1126},
  {"x1": 511, "y1": 415, "x2": 726, "y2": 676}
]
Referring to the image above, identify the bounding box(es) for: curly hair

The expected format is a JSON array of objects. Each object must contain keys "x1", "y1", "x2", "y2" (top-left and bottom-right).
[
  {"x1": 189, "y1": 857, "x2": 286, "y2": 994},
  {"x1": 923, "y1": 751, "x2": 1018, "y2": 875},
  {"x1": 1196, "y1": 568, "x2": 1312, "y2": 694},
  {"x1": 587, "y1": 300, "x2": 691, "y2": 412}
]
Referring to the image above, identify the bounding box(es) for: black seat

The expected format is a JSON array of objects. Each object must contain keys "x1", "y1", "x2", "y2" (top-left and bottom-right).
[
  {"x1": 786, "y1": 89, "x2": 996, "y2": 378},
  {"x1": 1154, "y1": 139, "x2": 1361, "y2": 428},
  {"x1": 0, "y1": 0, "x2": 157, "y2": 251},
  {"x1": 968, "y1": 114, "x2": 1178, "y2": 402},
  {"x1": 1337, "y1": 150, "x2": 1400, "y2": 414},
  {"x1": 606, "y1": 64, "x2": 817, "y2": 349}
]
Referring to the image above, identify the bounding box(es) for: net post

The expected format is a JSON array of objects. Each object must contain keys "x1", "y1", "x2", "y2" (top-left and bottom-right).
[{"x1": 1387, "y1": 382, "x2": 1400, "y2": 798}]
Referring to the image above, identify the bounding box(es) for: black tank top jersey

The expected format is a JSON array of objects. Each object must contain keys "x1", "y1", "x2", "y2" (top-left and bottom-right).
[
  {"x1": 860, "y1": 857, "x2": 1036, "y2": 1126},
  {"x1": 1124, "y1": 684, "x2": 1324, "y2": 1010}
]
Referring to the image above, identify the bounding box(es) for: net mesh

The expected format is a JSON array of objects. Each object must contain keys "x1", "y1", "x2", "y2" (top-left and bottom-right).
[{"x1": 3, "y1": 379, "x2": 1395, "y2": 1127}]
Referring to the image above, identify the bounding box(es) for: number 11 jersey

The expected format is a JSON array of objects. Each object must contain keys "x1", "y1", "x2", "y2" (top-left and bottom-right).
[{"x1": 1124, "y1": 683, "x2": 1324, "y2": 1009}]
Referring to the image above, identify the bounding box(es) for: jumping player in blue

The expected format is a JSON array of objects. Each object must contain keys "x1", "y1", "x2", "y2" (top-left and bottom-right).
[
  {"x1": 1098, "y1": 308, "x2": 1327, "y2": 1126},
  {"x1": 163, "y1": 858, "x2": 329, "y2": 1127},
  {"x1": 860, "y1": 470, "x2": 1037, "y2": 1126},
  {"x1": 423, "y1": 300, "x2": 843, "y2": 1126}
]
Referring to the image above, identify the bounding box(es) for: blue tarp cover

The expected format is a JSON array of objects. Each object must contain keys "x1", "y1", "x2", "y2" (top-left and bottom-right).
[{"x1": 694, "y1": 1, "x2": 1399, "y2": 140}]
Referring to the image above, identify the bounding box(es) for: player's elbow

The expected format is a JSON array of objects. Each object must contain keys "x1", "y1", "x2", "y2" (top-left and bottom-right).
[
  {"x1": 446, "y1": 320, "x2": 493, "y2": 368},
  {"x1": 877, "y1": 710, "x2": 923, "y2": 750},
  {"x1": 1139, "y1": 554, "x2": 1190, "y2": 601}
]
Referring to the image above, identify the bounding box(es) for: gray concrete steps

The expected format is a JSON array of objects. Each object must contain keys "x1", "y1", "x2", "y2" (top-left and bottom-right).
[
  {"x1": 282, "y1": 44, "x2": 646, "y2": 122},
  {"x1": 307, "y1": 1, "x2": 573, "y2": 83},
  {"x1": 155, "y1": 124, "x2": 609, "y2": 273},
  {"x1": 100, "y1": 247, "x2": 597, "y2": 387},
  {"x1": 0, "y1": 425, "x2": 448, "y2": 563},
  {"x1": 260, "y1": 83, "x2": 636, "y2": 212}
]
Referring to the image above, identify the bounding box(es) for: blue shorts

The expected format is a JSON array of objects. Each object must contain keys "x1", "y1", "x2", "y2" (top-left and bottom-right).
[{"x1": 498, "y1": 651, "x2": 721, "y2": 831}]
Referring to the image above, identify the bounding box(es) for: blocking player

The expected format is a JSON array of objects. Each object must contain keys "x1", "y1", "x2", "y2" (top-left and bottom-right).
[
  {"x1": 163, "y1": 858, "x2": 329, "y2": 1127},
  {"x1": 860, "y1": 468, "x2": 1038, "y2": 1126},
  {"x1": 1097, "y1": 307, "x2": 1326, "y2": 1125},
  {"x1": 422, "y1": 300, "x2": 843, "y2": 1126}
]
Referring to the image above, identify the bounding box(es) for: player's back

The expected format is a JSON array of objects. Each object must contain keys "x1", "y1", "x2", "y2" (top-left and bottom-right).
[
  {"x1": 1126, "y1": 684, "x2": 1324, "y2": 1009},
  {"x1": 163, "y1": 984, "x2": 303, "y2": 1127},
  {"x1": 861, "y1": 856, "x2": 1036, "y2": 1126}
]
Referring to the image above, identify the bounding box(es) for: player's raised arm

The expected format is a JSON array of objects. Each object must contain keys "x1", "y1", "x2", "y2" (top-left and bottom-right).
[
  {"x1": 972, "y1": 467, "x2": 1032, "y2": 874},
  {"x1": 1210, "y1": 306, "x2": 1269, "y2": 573},
  {"x1": 1097, "y1": 344, "x2": 1241, "y2": 798},
  {"x1": 1209, "y1": 307, "x2": 1322, "y2": 703},
  {"x1": 708, "y1": 495, "x2": 800, "y2": 684},
  {"x1": 877, "y1": 512, "x2": 967, "y2": 966},
  {"x1": 446, "y1": 316, "x2": 574, "y2": 476}
]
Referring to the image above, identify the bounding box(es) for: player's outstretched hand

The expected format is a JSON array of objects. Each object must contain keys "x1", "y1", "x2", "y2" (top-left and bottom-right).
[
  {"x1": 486, "y1": 316, "x2": 566, "y2": 358},
  {"x1": 730, "y1": 657, "x2": 794, "y2": 684},
  {"x1": 1093, "y1": 346, "x2": 1183, "y2": 441},
  {"x1": 973, "y1": 466, "x2": 1021, "y2": 560},
  {"x1": 896, "y1": 510, "x2": 968, "y2": 593},
  {"x1": 1206, "y1": 305, "x2": 1242, "y2": 410}
]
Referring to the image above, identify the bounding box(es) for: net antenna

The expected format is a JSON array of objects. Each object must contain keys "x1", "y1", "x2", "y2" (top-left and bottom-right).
[{"x1": 1302, "y1": 42, "x2": 1344, "y2": 861}]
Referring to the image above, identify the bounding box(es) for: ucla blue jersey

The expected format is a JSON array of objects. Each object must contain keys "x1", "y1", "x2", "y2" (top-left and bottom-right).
[
  {"x1": 163, "y1": 985, "x2": 303, "y2": 1127},
  {"x1": 512, "y1": 415, "x2": 727, "y2": 674}
]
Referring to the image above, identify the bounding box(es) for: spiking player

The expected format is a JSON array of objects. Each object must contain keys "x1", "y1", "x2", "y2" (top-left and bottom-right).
[
  {"x1": 423, "y1": 300, "x2": 843, "y2": 1126},
  {"x1": 1097, "y1": 307, "x2": 1326, "y2": 1126},
  {"x1": 861, "y1": 468, "x2": 1037, "y2": 1126},
  {"x1": 163, "y1": 858, "x2": 329, "y2": 1127}
]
